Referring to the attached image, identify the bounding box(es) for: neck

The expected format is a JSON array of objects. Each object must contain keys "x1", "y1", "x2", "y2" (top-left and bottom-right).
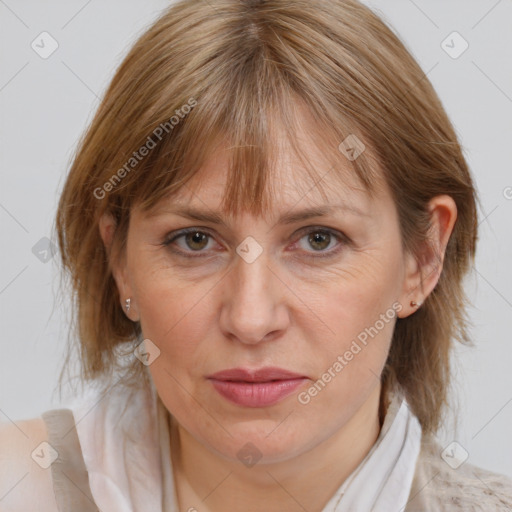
[{"x1": 170, "y1": 383, "x2": 383, "y2": 512}]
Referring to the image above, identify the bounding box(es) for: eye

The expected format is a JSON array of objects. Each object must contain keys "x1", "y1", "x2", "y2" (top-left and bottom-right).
[
  {"x1": 163, "y1": 228, "x2": 218, "y2": 256},
  {"x1": 292, "y1": 227, "x2": 347, "y2": 257}
]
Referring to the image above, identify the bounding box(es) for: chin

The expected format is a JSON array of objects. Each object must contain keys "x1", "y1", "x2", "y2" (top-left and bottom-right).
[{"x1": 199, "y1": 421, "x2": 316, "y2": 466}]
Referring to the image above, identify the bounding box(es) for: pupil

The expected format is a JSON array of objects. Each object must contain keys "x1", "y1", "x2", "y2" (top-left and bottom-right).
[
  {"x1": 187, "y1": 232, "x2": 207, "y2": 250},
  {"x1": 309, "y1": 232, "x2": 329, "y2": 250}
]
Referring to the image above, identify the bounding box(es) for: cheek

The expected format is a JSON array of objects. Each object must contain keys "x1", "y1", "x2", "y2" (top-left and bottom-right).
[
  {"x1": 134, "y1": 274, "x2": 216, "y2": 415},
  {"x1": 296, "y1": 287, "x2": 397, "y2": 419},
  {"x1": 304, "y1": 247, "x2": 402, "y2": 327},
  {"x1": 300, "y1": 250, "x2": 402, "y2": 376},
  {"x1": 132, "y1": 268, "x2": 218, "y2": 365}
]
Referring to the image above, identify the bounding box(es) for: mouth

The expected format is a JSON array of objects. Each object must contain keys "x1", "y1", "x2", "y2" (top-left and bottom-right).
[{"x1": 207, "y1": 367, "x2": 308, "y2": 407}]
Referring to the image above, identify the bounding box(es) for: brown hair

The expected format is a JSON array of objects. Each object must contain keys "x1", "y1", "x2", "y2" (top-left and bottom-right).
[{"x1": 54, "y1": 0, "x2": 479, "y2": 435}]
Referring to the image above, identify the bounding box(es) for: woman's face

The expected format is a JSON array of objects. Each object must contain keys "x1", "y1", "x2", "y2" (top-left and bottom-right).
[{"x1": 106, "y1": 128, "x2": 423, "y2": 466}]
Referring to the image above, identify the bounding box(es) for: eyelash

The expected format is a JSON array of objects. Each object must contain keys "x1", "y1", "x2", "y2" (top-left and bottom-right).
[{"x1": 161, "y1": 226, "x2": 349, "y2": 259}]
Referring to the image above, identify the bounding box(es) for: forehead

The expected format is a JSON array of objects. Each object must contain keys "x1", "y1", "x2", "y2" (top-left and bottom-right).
[
  {"x1": 184, "y1": 150, "x2": 364, "y2": 212},
  {"x1": 143, "y1": 124, "x2": 382, "y2": 223}
]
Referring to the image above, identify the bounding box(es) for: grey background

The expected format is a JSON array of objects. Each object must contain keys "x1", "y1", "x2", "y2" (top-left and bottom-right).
[{"x1": 1, "y1": 0, "x2": 511, "y2": 478}]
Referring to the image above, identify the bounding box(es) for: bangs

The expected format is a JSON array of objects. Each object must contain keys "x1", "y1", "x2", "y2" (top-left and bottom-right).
[{"x1": 105, "y1": 41, "x2": 380, "y2": 222}]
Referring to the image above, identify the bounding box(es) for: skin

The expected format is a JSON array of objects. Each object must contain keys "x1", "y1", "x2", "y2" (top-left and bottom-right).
[{"x1": 99, "y1": 121, "x2": 457, "y2": 512}]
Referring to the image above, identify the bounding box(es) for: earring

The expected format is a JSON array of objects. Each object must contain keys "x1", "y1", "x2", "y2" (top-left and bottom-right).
[
  {"x1": 410, "y1": 300, "x2": 422, "y2": 308},
  {"x1": 125, "y1": 298, "x2": 131, "y2": 312}
]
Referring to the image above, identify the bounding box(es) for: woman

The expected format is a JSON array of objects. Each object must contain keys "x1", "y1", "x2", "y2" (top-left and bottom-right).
[{"x1": 1, "y1": 0, "x2": 511, "y2": 510}]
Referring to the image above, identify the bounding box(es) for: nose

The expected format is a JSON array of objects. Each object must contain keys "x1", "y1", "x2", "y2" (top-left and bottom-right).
[{"x1": 218, "y1": 249, "x2": 290, "y2": 345}]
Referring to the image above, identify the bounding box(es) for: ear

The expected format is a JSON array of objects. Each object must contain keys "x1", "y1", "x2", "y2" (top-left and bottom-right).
[
  {"x1": 397, "y1": 195, "x2": 457, "y2": 319},
  {"x1": 98, "y1": 212, "x2": 138, "y2": 321}
]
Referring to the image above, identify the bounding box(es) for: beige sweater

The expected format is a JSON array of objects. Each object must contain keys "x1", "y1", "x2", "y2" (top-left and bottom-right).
[{"x1": 405, "y1": 434, "x2": 512, "y2": 511}]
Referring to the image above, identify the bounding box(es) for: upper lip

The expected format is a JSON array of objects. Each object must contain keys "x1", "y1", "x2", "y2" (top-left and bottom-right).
[{"x1": 207, "y1": 367, "x2": 306, "y2": 382}]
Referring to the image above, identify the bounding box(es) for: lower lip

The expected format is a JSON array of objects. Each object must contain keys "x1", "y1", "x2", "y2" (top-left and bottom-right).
[{"x1": 209, "y1": 378, "x2": 307, "y2": 407}]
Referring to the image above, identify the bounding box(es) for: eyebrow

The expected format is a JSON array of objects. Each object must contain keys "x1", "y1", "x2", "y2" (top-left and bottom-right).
[{"x1": 147, "y1": 203, "x2": 369, "y2": 224}]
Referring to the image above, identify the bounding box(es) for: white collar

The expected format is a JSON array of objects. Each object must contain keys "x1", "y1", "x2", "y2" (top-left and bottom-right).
[{"x1": 320, "y1": 389, "x2": 422, "y2": 511}]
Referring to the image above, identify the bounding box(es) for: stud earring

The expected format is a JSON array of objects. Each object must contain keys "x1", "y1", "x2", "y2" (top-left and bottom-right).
[
  {"x1": 410, "y1": 300, "x2": 422, "y2": 308},
  {"x1": 125, "y1": 298, "x2": 131, "y2": 312}
]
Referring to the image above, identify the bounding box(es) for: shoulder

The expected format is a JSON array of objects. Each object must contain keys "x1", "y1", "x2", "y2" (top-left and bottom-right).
[
  {"x1": 406, "y1": 434, "x2": 512, "y2": 511},
  {"x1": 0, "y1": 416, "x2": 58, "y2": 511}
]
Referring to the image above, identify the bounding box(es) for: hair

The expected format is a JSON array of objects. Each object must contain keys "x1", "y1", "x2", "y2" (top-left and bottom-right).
[{"x1": 53, "y1": 0, "x2": 479, "y2": 435}]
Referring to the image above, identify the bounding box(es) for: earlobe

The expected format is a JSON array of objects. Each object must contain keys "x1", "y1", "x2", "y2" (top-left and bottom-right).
[
  {"x1": 397, "y1": 195, "x2": 457, "y2": 318},
  {"x1": 396, "y1": 250, "x2": 424, "y2": 318}
]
